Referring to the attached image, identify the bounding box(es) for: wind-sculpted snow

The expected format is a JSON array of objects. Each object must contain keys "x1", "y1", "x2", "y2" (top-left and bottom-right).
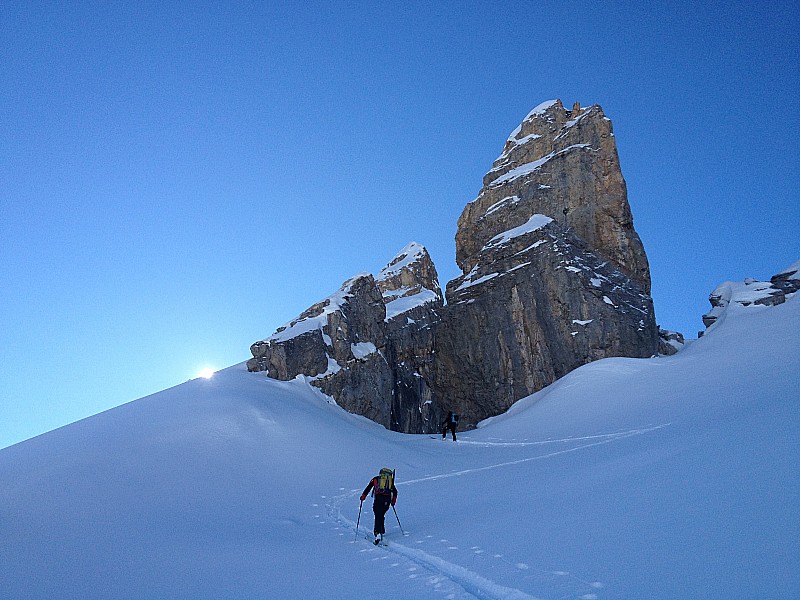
[
  {"x1": 0, "y1": 293, "x2": 797, "y2": 598},
  {"x1": 702, "y1": 260, "x2": 800, "y2": 328}
]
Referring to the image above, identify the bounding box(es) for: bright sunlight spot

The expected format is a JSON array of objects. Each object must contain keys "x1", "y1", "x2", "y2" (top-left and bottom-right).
[{"x1": 196, "y1": 367, "x2": 215, "y2": 379}]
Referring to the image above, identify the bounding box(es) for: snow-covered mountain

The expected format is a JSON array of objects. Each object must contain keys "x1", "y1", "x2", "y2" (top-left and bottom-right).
[{"x1": 1, "y1": 272, "x2": 797, "y2": 599}]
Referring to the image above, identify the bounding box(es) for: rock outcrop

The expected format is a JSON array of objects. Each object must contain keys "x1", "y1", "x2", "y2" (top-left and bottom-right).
[
  {"x1": 248, "y1": 100, "x2": 660, "y2": 432},
  {"x1": 378, "y1": 243, "x2": 445, "y2": 432},
  {"x1": 247, "y1": 273, "x2": 394, "y2": 425},
  {"x1": 770, "y1": 260, "x2": 800, "y2": 296},
  {"x1": 658, "y1": 329, "x2": 685, "y2": 356},
  {"x1": 456, "y1": 100, "x2": 651, "y2": 293},
  {"x1": 248, "y1": 243, "x2": 445, "y2": 431},
  {"x1": 701, "y1": 260, "x2": 800, "y2": 331},
  {"x1": 431, "y1": 213, "x2": 656, "y2": 426}
]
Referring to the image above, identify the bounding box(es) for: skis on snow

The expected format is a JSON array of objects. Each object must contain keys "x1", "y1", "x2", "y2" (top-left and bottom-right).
[{"x1": 367, "y1": 533, "x2": 387, "y2": 546}]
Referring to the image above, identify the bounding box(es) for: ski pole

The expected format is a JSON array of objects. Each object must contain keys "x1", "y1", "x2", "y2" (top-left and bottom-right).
[
  {"x1": 354, "y1": 499, "x2": 363, "y2": 542},
  {"x1": 391, "y1": 468, "x2": 405, "y2": 535},
  {"x1": 392, "y1": 504, "x2": 405, "y2": 536}
]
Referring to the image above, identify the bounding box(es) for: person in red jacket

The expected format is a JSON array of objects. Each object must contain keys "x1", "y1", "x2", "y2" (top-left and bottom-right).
[{"x1": 360, "y1": 468, "x2": 398, "y2": 544}]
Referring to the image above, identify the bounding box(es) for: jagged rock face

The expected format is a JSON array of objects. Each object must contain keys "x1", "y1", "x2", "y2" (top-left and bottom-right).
[
  {"x1": 658, "y1": 329, "x2": 685, "y2": 356},
  {"x1": 248, "y1": 100, "x2": 661, "y2": 433},
  {"x1": 384, "y1": 306, "x2": 441, "y2": 432},
  {"x1": 247, "y1": 274, "x2": 394, "y2": 426},
  {"x1": 248, "y1": 274, "x2": 387, "y2": 378},
  {"x1": 376, "y1": 243, "x2": 445, "y2": 432},
  {"x1": 770, "y1": 261, "x2": 800, "y2": 296},
  {"x1": 247, "y1": 245, "x2": 445, "y2": 432},
  {"x1": 456, "y1": 100, "x2": 651, "y2": 293},
  {"x1": 434, "y1": 100, "x2": 658, "y2": 427},
  {"x1": 376, "y1": 242, "x2": 443, "y2": 321},
  {"x1": 316, "y1": 354, "x2": 394, "y2": 427},
  {"x1": 433, "y1": 216, "x2": 657, "y2": 427}
]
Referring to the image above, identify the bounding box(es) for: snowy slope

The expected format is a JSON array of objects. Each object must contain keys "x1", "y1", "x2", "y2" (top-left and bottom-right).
[{"x1": 1, "y1": 294, "x2": 798, "y2": 599}]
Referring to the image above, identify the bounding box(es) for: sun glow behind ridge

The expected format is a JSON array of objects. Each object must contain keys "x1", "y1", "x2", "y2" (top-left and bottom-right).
[{"x1": 196, "y1": 367, "x2": 215, "y2": 379}]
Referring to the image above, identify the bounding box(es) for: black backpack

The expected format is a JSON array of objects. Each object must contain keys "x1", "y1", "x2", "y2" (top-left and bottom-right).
[{"x1": 450, "y1": 412, "x2": 459, "y2": 425}]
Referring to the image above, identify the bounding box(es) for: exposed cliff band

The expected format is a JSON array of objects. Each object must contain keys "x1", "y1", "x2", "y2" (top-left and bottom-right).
[{"x1": 248, "y1": 100, "x2": 660, "y2": 432}]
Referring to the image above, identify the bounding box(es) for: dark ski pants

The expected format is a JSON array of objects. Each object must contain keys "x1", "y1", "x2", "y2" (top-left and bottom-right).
[
  {"x1": 372, "y1": 494, "x2": 391, "y2": 536},
  {"x1": 442, "y1": 423, "x2": 457, "y2": 441}
]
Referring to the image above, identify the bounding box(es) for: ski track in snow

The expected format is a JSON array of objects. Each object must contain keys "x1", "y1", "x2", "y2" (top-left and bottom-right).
[
  {"x1": 413, "y1": 427, "x2": 666, "y2": 449},
  {"x1": 398, "y1": 424, "x2": 668, "y2": 487},
  {"x1": 325, "y1": 424, "x2": 668, "y2": 599}
]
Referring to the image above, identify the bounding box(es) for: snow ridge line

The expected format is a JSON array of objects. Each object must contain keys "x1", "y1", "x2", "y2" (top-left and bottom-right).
[{"x1": 398, "y1": 424, "x2": 670, "y2": 487}]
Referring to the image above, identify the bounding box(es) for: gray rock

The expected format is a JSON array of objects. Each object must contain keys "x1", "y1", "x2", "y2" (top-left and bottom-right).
[
  {"x1": 701, "y1": 261, "x2": 799, "y2": 329},
  {"x1": 378, "y1": 242, "x2": 445, "y2": 433},
  {"x1": 248, "y1": 100, "x2": 661, "y2": 433},
  {"x1": 771, "y1": 261, "x2": 800, "y2": 295},
  {"x1": 376, "y1": 242, "x2": 443, "y2": 310},
  {"x1": 658, "y1": 329, "x2": 685, "y2": 356},
  {"x1": 433, "y1": 216, "x2": 657, "y2": 427},
  {"x1": 456, "y1": 100, "x2": 651, "y2": 293},
  {"x1": 247, "y1": 273, "x2": 395, "y2": 428}
]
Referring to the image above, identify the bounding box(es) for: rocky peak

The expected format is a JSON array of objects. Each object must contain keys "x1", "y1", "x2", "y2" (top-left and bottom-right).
[
  {"x1": 248, "y1": 99, "x2": 661, "y2": 434},
  {"x1": 376, "y1": 242, "x2": 443, "y2": 321},
  {"x1": 247, "y1": 273, "x2": 386, "y2": 380},
  {"x1": 457, "y1": 99, "x2": 651, "y2": 293},
  {"x1": 247, "y1": 244, "x2": 444, "y2": 432}
]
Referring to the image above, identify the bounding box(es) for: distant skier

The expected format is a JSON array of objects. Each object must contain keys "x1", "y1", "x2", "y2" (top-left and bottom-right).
[
  {"x1": 441, "y1": 410, "x2": 459, "y2": 441},
  {"x1": 360, "y1": 468, "x2": 398, "y2": 544}
]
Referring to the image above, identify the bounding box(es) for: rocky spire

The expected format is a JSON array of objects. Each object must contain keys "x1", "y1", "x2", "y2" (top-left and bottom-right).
[
  {"x1": 376, "y1": 242, "x2": 443, "y2": 321},
  {"x1": 456, "y1": 99, "x2": 652, "y2": 293},
  {"x1": 248, "y1": 100, "x2": 661, "y2": 433}
]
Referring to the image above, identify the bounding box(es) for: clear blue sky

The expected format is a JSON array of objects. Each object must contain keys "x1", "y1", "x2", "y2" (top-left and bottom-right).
[{"x1": 2, "y1": 1, "x2": 798, "y2": 449}]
